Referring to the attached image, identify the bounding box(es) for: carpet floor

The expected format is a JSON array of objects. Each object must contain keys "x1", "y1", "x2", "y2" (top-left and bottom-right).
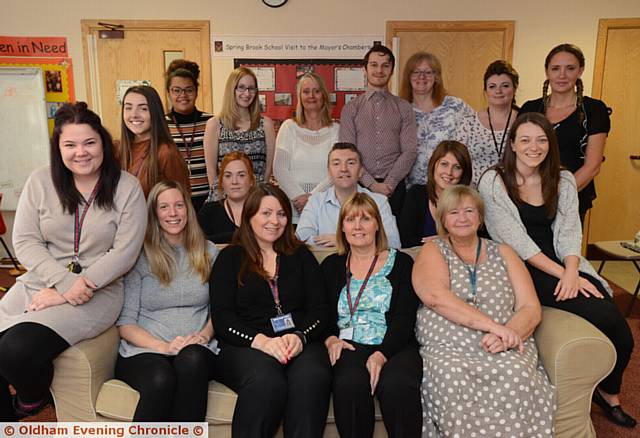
[{"x1": 1, "y1": 269, "x2": 639, "y2": 435}]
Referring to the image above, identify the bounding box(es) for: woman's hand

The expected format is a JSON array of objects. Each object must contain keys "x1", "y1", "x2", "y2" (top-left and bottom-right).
[
  {"x1": 578, "y1": 277, "x2": 604, "y2": 299},
  {"x1": 489, "y1": 323, "x2": 524, "y2": 353},
  {"x1": 63, "y1": 276, "x2": 96, "y2": 305},
  {"x1": 554, "y1": 266, "x2": 581, "y2": 301},
  {"x1": 480, "y1": 333, "x2": 506, "y2": 354},
  {"x1": 282, "y1": 333, "x2": 303, "y2": 359},
  {"x1": 292, "y1": 194, "x2": 310, "y2": 214},
  {"x1": 252, "y1": 334, "x2": 290, "y2": 364},
  {"x1": 28, "y1": 287, "x2": 66, "y2": 312},
  {"x1": 366, "y1": 351, "x2": 388, "y2": 395},
  {"x1": 162, "y1": 334, "x2": 198, "y2": 355},
  {"x1": 325, "y1": 335, "x2": 355, "y2": 366}
]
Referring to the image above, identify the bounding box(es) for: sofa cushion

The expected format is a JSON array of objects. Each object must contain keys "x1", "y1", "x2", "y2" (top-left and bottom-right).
[{"x1": 96, "y1": 378, "x2": 382, "y2": 424}]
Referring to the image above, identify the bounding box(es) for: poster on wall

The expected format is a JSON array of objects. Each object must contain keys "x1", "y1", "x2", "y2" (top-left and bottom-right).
[
  {"x1": 236, "y1": 59, "x2": 367, "y2": 131},
  {"x1": 0, "y1": 36, "x2": 75, "y2": 135},
  {"x1": 215, "y1": 35, "x2": 383, "y2": 59}
]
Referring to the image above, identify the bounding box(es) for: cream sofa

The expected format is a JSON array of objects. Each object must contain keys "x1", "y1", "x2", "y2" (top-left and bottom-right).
[{"x1": 51, "y1": 247, "x2": 616, "y2": 438}]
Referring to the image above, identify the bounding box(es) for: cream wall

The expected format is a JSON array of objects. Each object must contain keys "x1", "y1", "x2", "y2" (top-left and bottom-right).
[{"x1": 1, "y1": 0, "x2": 640, "y2": 254}]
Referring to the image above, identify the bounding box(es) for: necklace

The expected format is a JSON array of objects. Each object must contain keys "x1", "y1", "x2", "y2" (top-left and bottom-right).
[
  {"x1": 448, "y1": 237, "x2": 482, "y2": 306},
  {"x1": 487, "y1": 107, "x2": 512, "y2": 158}
]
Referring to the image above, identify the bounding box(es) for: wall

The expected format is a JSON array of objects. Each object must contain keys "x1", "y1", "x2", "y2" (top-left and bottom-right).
[{"x1": 1, "y1": 0, "x2": 640, "y2": 253}]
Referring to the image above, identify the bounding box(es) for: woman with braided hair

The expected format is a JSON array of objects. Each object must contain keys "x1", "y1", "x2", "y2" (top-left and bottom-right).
[{"x1": 520, "y1": 43, "x2": 610, "y2": 221}]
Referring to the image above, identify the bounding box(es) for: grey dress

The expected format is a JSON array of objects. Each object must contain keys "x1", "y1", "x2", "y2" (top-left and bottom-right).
[
  {"x1": 0, "y1": 167, "x2": 147, "y2": 344},
  {"x1": 117, "y1": 242, "x2": 219, "y2": 357},
  {"x1": 416, "y1": 238, "x2": 555, "y2": 437}
]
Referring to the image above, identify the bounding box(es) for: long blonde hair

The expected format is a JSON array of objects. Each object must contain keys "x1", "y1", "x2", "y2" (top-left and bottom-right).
[
  {"x1": 144, "y1": 181, "x2": 212, "y2": 285},
  {"x1": 219, "y1": 67, "x2": 261, "y2": 130},
  {"x1": 294, "y1": 72, "x2": 333, "y2": 127}
]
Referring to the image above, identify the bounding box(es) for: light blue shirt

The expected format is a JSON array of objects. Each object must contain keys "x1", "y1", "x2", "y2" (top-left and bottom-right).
[{"x1": 296, "y1": 186, "x2": 401, "y2": 249}]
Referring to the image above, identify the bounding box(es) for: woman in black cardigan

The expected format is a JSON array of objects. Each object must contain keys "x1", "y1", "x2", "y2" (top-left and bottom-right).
[
  {"x1": 321, "y1": 192, "x2": 422, "y2": 438},
  {"x1": 210, "y1": 183, "x2": 331, "y2": 438}
]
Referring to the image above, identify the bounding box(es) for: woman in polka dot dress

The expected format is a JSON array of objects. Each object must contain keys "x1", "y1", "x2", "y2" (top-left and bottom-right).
[{"x1": 412, "y1": 185, "x2": 554, "y2": 437}]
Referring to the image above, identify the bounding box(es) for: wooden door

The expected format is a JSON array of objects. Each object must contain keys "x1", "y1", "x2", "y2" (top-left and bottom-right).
[
  {"x1": 586, "y1": 18, "x2": 640, "y2": 243},
  {"x1": 81, "y1": 20, "x2": 212, "y2": 137},
  {"x1": 386, "y1": 21, "x2": 514, "y2": 111}
]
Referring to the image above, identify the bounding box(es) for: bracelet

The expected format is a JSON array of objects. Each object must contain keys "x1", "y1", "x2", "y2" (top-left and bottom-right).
[{"x1": 293, "y1": 331, "x2": 307, "y2": 346}]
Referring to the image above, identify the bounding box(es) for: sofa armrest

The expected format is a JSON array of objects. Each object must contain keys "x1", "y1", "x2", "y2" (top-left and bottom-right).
[
  {"x1": 534, "y1": 306, "x2": 616, "y2": 438},
  {"x1": 51, "y1": 326, "x2": 120, "y2": 421}
]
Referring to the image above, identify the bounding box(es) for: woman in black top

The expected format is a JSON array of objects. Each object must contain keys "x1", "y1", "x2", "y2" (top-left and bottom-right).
[
  {"x1": 399, "y1": 140, "x2": 472, "y2": 248},
  {"x1": 519, "y1": 44, "x2": 610, "y2": 220},
  {"x1": 210, "y1": 183, "x2": 331, "y2": 438},
  {"x1": 198, "y1": 152, "x2": 255, "y2": 243},
  {"x1": 165, "y1": 59, "x2": 213, "y2": 212},
  {"x1": 322, "y1": 193, "x2": 421, "y2": 438}
]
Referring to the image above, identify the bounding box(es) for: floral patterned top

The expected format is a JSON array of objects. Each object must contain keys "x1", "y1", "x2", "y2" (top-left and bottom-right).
[
  {"x1": 337, "y1": 249, "x2": 396, "y2": 345},
  {"x1": 406, "y1": 95, "x2": 474, "y2": 188},
  {"x1": 455, "y1": 111, "x2": 510, "y2": 186}
]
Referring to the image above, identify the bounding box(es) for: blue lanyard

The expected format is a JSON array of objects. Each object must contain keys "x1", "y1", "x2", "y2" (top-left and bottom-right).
[{"x1": 449, "y1": 238, "x2": 482, "y2": 305}]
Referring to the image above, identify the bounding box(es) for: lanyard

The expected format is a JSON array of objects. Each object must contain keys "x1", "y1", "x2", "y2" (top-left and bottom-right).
[
  {"x1": 266, "y1": 255, "x2": 283, "y2": 315},
  {"x1": 449, "y1": 237, "x2": 482, "y2": 305},
  {"x1": 345, "y1": 253, "x2": 378, "y2": 325},
  {"x1": 225, "y1": 199, "x2": 237, "y2": 226},
  {"x1": 171, "y1": 113, "x2": 197, "y2": 161},
  {"x1": 487, "y1": 108, "x2": 512, "y2": 158},
  {"x1": 72, "y1": 181, "x2": 100, "y2": 263}
]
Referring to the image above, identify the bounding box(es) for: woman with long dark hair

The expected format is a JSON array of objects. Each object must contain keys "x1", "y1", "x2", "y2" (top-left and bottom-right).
[
  {"x1": 210, "y1": 183, "x2": 331, "y2": 437},
  {"x1": 118, "y1": 85, "x2": 189, "y2": 197},
  {"x1": 479, "y1": 112, "x2": 635, "y2": 428},
  {"x1": 0, "y1": 102, "x2": 146, "y2": 420}
]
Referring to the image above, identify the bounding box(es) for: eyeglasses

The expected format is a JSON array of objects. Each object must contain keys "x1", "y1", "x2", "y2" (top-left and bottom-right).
[
  {"x1": 410, "y1": 70, "x2": 435, "y2": 78},
  {"x1": 169, "y1": 86, "x2": 196, "y2": 96},
  {"x1": 236, "y1": 85, "x2": 258, "y2": 94}
]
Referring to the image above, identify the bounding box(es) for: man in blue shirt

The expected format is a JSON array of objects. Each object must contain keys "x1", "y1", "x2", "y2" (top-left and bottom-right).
[{"x1": 296, "y1": 142, "x2": 401, "y2": 248}]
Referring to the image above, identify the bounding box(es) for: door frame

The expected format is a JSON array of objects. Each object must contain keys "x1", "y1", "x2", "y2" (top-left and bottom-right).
[
  {"x1": 80, "y1": 19, "x2": 212, "y2": 116},
  {"x1": 585, "y1": 17, "x2": 640, "y2": 247},
  {"x1": 385, "y1": 20, "x2": 514, "y2": 98}
]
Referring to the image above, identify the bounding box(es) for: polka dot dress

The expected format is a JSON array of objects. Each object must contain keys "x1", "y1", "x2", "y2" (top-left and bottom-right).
[{"x1": 416, "y1": 239, "x2": 555, "y2": 437}]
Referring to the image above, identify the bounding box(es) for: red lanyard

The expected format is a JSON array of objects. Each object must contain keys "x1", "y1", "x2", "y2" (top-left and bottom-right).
[
  {"x1": 172, "y1": 113, "x2": 197, "y2": 161},
  {"x1": 266, "y1": 255, "x2": 283, "y2": 315},
  {"x1": 72, "y1": 181, "x2": 100, "y2": 263},
  {"x1": 345, "y1": 253, "x2": 378, "y2": 320}
]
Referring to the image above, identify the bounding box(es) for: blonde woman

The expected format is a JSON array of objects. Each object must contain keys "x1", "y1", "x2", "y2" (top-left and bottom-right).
[
  {"x1": 274, "y1": 72, "x2": 339, "y2": 221},
  {"x1": 203, "y1": 67, "x2": 276, "y2": 202},
  {"x1": 115, "y1": 181, "x2": 219, "y2": 421}
]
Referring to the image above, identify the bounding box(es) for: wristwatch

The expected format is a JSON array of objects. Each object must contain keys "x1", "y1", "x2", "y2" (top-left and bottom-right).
[{"x1": 293, "y1": 331, "x2": 307, "y2": 346}]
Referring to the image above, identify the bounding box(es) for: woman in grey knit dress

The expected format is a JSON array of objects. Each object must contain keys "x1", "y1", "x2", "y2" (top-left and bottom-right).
[
  {"x1": 115, "y1": 180, "x2": 219, "y2": 421},
  {"x1": 0, "y1": 103, "x2": 147, "y2": 420}
]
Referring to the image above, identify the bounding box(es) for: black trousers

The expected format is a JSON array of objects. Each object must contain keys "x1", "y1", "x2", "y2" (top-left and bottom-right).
[
  {"x1": 215, "y1": 342, "x2": 332, "y2": 438},
  {"x1": 332, "y1": 342, "x2": 423, "y2": 438},
  {"x1": 0, "y1": 322, "x2": 69, "y2": 421},
  {"x1": 375, "y1": 178, "x2": 406, "y2": 219},
  {"x1": 115, "y1": 344, "x2": 220, "y2": 421},
  {"x1": 528, "y1": 265, "x2": 634, "y2": 394}
]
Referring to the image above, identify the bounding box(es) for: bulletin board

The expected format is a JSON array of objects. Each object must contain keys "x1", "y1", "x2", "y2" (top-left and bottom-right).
[
  {"x1": 235, "y1": 59, "x2": 366, "y2": 131},
  {"x1": 0, "y1": 57, "x2": 75, "y2": 134}
]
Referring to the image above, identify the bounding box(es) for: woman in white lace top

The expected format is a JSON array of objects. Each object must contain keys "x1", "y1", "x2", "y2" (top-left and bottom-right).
[{"x1": 274, "y1": 72, "x2": 339, "y2": 222}]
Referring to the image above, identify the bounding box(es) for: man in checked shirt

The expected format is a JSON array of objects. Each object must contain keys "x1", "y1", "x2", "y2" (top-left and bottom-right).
[{"x1": 339, "y1": 44, "x2": 417, "y2": 218}]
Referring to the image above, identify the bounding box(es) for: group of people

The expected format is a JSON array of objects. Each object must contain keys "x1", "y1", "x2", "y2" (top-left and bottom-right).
[{"x1": 0, "y1": 39, "x2": 636, "y2": 438}]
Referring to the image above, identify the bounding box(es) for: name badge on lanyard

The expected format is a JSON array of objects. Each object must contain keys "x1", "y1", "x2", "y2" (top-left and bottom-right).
[
  {"x1": 267, "y1": 255, "x2": 296, "y2": 333},
  {"x1": 67, "y1": 181, "x2": 100, "y2": 274},
  {"x1": 339, "y1": 253, "x2": 378, "y2": 340}
]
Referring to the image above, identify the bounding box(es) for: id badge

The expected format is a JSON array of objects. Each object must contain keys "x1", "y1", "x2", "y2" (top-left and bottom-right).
[
  {"x1": 339, "y1": 326, "x2": 354, "y2": 340},
  {"x1": 270, "y1": 313, "x2": 295, "y2": 333}
]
